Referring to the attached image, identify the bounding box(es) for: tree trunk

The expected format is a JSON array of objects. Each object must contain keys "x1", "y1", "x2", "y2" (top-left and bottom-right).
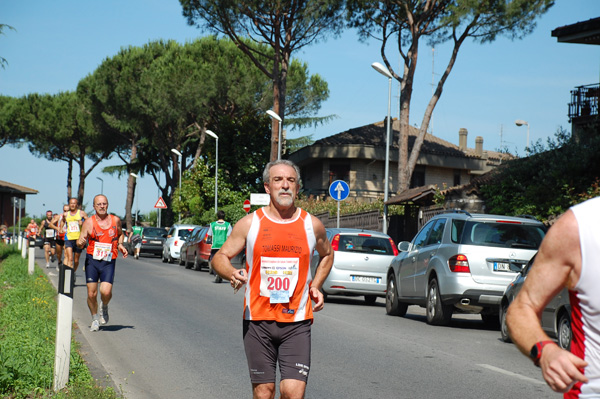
[{"x1": 125, "y1": 141, "x2": 138, "y2": 230}]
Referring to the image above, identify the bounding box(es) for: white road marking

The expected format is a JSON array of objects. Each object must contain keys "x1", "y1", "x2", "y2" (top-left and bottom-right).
[{"x1": 477, "y1": 364, "x2": 546, "y2": 385}]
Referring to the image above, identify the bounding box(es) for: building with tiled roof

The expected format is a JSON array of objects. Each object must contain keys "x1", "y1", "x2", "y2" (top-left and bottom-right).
[
  {"x1": 288, "y1": 118, "x2": 512, "y2": 201},
  {"x1": 0, "y1": 180, "x2": 38, "y2": 228}
]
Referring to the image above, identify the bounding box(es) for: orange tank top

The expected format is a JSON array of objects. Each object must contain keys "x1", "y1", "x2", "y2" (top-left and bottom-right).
[
  {"x1": 243, "y1": 207, "x2": 317, "y2": 322},
  {"x1": 86, "y1": 215, "x2": 119, "y2": 261}
]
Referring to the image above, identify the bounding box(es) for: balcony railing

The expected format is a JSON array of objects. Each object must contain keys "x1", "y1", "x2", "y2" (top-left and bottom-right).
[{"x1": 569, "y1": 83, "x2": 599, "y2": 121}]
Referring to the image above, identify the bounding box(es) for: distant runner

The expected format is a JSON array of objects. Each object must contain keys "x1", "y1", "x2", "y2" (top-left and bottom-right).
[
  {"x1": 207, "y1": 210, "x2": 232, "y2": 283},
  {"x1": 63, "y1": 198, "x2": 88, "y2": 277},
  {"x1": 41, "y1": 210, "x2": 57, "y2": 268},
  {"x1": 77, "y1": 194, "x2": 127, "y2": 332}
]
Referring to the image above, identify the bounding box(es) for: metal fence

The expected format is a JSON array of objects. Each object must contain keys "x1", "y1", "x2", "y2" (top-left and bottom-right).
[{"x1": 314, "y1": 210, "x2": 381, "y2": 231}]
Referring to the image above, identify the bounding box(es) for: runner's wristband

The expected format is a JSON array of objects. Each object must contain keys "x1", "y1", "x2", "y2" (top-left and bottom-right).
[{"x1": 529, "y1": 340, "x2": 556, "y2": 367}]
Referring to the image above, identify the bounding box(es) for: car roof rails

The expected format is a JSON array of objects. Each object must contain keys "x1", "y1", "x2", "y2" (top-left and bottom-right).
[
  {"x1": 515, "y1": 214, "x2": 539, "y2": 221},
  {"x1": 445, "y1": 209, "x2": 472, "y2": 217}
]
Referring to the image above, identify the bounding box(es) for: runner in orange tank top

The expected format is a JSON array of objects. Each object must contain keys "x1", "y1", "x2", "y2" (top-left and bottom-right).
[
  {"x1": 212, "y1": 160, "x2": 334, "y2": 399},
  {"x1": 77, "y1": 194, "x2": 127, "y2": 332}
]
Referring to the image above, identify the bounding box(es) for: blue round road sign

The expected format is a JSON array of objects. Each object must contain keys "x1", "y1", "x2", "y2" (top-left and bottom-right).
[{"x1": 329, "y1": 180, "x2": 350, "y2": 201}]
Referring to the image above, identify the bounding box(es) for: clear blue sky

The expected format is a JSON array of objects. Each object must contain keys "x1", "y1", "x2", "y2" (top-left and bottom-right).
[{"x1": 1, "y1": 0, "x2": 598, "y2": 219}]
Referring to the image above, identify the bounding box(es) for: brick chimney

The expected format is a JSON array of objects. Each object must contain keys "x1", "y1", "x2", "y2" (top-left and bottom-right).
[
  {"x1": 475, "y1": 136, "x2": 484, "y2": 157},
  {"x1": 459, "y1": 128, "x2": 468, "y2": 150}
]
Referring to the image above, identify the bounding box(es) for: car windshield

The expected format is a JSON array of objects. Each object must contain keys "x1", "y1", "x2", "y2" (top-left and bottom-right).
[
  {"x1": 178, "y1": 229, "x2": 194, "y2": 238},
  {"x1": 452, "y1": 220, "x2": 545, "y2": 249},
  {"x1": 144, "y1": 228, "x2": 165, "y2": 238},
  {"x1": 337, "y1": 235, "x2": 394, "y2": 255}
]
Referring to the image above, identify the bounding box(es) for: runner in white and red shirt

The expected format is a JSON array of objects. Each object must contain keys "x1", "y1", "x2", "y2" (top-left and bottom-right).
[{"x1": 507, "y1": 196, "x2": 600, "y2": 398}]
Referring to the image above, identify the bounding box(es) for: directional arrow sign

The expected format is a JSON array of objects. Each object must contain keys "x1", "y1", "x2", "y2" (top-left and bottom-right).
[{"x1": 329, "y1": 180, "x2": 350, "y2": 201}]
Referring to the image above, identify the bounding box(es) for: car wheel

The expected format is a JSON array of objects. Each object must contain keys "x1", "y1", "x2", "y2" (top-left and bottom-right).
[
  {"x1": 386, "y1": 274, "x2": 408, "y2": 317},
  {"x1": 162, "y1": 249, "x2": 168, "y2": 263},
  {"x1": 364, "y1": 295, "x2": 377, "y2": 305},
  {"x1": 426, "y1": 278, "x2": 452, "y2": 326},
  {"x1": 500, "y1": 302, "x2": 512, "y2": 343},
  {"x1": 185, "y1": 254, "x2": 193, "y2": 269},
  {"x1": 481, "y1": 312, "x2": 501, "y2": 330},
  {"x1": 193, "y1": 255, "x2": 200, "y2": 271},
  {"x1": 208, "y1": 261, "x2": 214, "y2": 275},
  {"x1": 557, "y1": 312, "x2": 572, "y2": 350},
  {"x1": 179, "y1": 253, "x2": 185, "y2": 266},
  {"x1": 167, "y1": 253, "x2": 174, "y2": 264}
]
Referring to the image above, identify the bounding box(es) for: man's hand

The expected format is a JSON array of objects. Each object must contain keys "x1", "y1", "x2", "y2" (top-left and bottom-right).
[
  {"x1": 230, "y1": 269, "x2": 247, "y2": 293},
  {"x1": 541, "y1": 344, "x2": 588, "y2": 393},
  {"x1": 310, "y1": 286, "x2": 325, "y2": 312},
  {"x1": 119, "y1": 244, "x2": 128, "y2": 258}
]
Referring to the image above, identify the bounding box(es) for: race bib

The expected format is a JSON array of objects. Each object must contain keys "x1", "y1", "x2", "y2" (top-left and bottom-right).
[
  {"x1": 259, "y1": 257, "x2": 300, "y2": 304},
  {"x1": 93, "y1": 242, "x2": 112, "y2": 261},
  {"x1": 68, "y1": 221, "x2": 80, "y2": 233},
  {"x1": 45, "y1": 229, "x2": 55, "y2": 238}
]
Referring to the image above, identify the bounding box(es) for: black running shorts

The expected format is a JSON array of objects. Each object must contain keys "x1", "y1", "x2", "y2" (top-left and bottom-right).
[
  {"x1": 243, "y1": 320, "x2": 311, "y2": 384},
  {"x1": 85, "y1": 254, "x2": 116, "y2": 284}
]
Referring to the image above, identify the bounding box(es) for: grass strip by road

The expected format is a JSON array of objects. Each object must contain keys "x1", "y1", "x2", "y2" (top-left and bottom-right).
[{"x1": 0, "y1": 244, "x2": 122, "y2": 398}]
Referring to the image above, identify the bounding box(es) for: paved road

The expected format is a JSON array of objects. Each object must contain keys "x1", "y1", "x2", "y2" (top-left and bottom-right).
[{"x1": 37, "y1": 248, "x2": 561, "y2": 399}]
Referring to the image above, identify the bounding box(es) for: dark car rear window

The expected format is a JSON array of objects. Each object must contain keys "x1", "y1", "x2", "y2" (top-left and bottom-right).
[
  {"x1": 337, "y1": 235, "x2": 394, "y2": 255},
  {"x1": 178, "y1": 229, "x2": 194, "y2": 238},
  {"x1": 452, "y1": 220, "x2": 545, "y2": 249},
  {"x1": 144, "y1": 228, "x2": 166, "y2": 238}
]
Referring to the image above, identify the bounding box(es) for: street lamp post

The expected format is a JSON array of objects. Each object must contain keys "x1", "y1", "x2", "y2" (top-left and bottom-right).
[
  {"x1": 171, "y1": 149, "x2": 182, "y2": 223},
  {"x1": 96, "y1": 177, "x2": 104, "y2": 194},
  {"x1": 371, "y1": 62, "x2": 393, "y2": 234},
  {"x1": 129, "y1": 173, "x2": 139, "y2": 225},
  {"x1": 515, "y1": 119, "x2": 530, "y2": 155},
  {"x1": 266, "y1": 110, "x2": 282, "y2": 160},
  {"x1": 206, "y1": 130, "x2": 219, "y2": 214},
  {"x1": 150, "y1": 162, "x2": 161, "y2": 228}
]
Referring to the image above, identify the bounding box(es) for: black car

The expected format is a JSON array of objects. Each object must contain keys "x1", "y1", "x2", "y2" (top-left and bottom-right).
[
  {"x1": 500, "y1": 254, "x2": 572, "y2": 349},
  {"x1": 140, "y1": 227, "x2": 167, "y2": 257}
]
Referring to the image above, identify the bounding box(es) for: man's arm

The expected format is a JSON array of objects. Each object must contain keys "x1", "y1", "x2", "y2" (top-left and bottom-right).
[
  {"x1": 212, "y1": 214, "x2": 252, "y2": 288},
  {"x1": 308, "y1": 215, "x2": 333, "y2": 312},
  {"x1": 506, "y1": 210, "x2": 587, "y2": 392},
  {"x1": 115, "y1": 217, "x2": 128, "y2": 258},
  {"x1": 76, "y1": 218, "x2": 93, "y2": 248}
]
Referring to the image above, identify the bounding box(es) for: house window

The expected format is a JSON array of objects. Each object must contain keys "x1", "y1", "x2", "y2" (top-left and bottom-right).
[
  {"x1": 329, "y1": 164, "x2": 350, "y2": 185},
  {"x1": 410, "y1": 165, "x2": 425, "y2": 188},
  {"x1": 454, "y1": 170, "x2": 461, "y2": 187}
]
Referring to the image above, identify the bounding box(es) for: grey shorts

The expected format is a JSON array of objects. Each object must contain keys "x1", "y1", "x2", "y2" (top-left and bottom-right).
[{"x1": 243, "y1": 320, "x2": 311, "y2": 384}]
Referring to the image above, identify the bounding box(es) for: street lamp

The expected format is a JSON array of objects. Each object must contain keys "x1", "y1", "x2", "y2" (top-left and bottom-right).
[
  {"x1": 515, "y1": 119, "x2": 530, "y2": 155},
  {"x1": 150, "y1": 162, "x2": 162, "y2": 227},
  {"x1": 206, "y1": 130, "x2": 219, "y2": 214},
  {"x1": 371, "y1": 61, "x2": 393, "y2": 234},
  {"x1": 96, "y1": 177, "x2": 104, "y2": 194},
  {"x1": 171, "y1": 148, "x2": 182, "y2": 223},
  {"x1": 129, "y1": 173, "x2": 139, "y2": 225},
  {"x1": 266, "y1": 110, "x2": 282, "y2": 160}
]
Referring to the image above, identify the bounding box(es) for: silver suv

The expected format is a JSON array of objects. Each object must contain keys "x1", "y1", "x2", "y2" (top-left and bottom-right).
[{"x1": 385, "y1": 211, "x2": 545, "y2": 326}]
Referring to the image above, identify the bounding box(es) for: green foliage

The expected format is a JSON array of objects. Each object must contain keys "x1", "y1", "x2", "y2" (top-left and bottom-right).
[
  {"x1": 480, "y1": 126, "x2": 600, "y2": 222},
  {"x1": 0, "y1": 250, "x2": 120, "y2": 398}
]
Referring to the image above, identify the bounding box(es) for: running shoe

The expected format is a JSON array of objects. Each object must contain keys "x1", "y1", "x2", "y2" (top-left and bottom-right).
[
  {"x1": 51, "y1": 254, "x2": 56, "y2": 263},
  {"x1": 90, "y1": 319, "x2": 100, "y2": 332},
  {"x1": 100, "y1": 305, "x2": 109, "y2": 325},
  {"x1": 46, "y1": 262, "x2": 50, "y2": 268},
  {"x1": 214, "y1": 275, "x2": 223, "y2": 283}
]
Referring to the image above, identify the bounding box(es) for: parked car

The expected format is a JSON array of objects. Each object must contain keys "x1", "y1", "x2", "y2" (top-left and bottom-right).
[
  {"x1": 139, "y1": 227, "x2": 167, "y2": 257},
  {"x1": 499, "y1": 254, "x2": 572, "y2": 349},
  {"x1": 179, "y1": 226, "x2": 211, "y2": 271},
  {"x1": 162, "y1": 224, "x2": 199, "y2": 263},
  {"x1": 386, "y1": 211, "x2": 546, "y2": 326},
  {"x1": 311, "y1": 228, "x2": 398, "y2": 305}
]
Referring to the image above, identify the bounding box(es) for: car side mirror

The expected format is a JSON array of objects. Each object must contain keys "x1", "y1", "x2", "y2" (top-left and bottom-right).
[{"x1": 398, "y1": 241, "x2": 411, "y2": 252}]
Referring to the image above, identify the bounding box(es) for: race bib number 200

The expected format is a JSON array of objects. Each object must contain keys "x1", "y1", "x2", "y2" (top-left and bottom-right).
[{"x1": 259, "y1": 257, "x2": 300, "y2": 304}]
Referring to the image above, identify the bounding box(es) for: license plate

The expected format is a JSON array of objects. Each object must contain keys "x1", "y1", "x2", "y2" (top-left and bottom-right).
[
  {"x1": 150, "y1": 240, "x2": 162, "y2": 245},
  {"x1": 493, "y1": 262, "x2": 510, "y2": 272},
  {"x1": 351, "y1": 275, "x2": 381, "y2": 284}
]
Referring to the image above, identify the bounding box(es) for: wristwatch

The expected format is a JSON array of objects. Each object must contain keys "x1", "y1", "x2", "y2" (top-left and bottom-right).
[{"x1": 529, "y1": 340, "x2": 556, "y2": 366}]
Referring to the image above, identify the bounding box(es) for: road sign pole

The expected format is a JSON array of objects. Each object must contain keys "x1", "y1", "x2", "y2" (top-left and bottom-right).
[
  {"x1": 337, "y1": 201, "x2": 340, "y2": 228},
  {"x1": 54, "y1": 263, "x2": 74, "y2": 391}
]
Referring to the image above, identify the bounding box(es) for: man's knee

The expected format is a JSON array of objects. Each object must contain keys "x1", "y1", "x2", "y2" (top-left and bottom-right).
[
  {"x1": 280, "y1": 379, "x2": 306, "y2": 399},
  {"x1": 253, "y1": 383, "x2": 276, "y2": 399}
]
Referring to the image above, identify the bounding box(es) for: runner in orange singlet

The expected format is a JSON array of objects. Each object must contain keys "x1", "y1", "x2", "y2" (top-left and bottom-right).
[
  {"x1": 212, "y1": 160, "x2": 334, "y2": 399},
  {"x1": 77, "y1": 194, "x2": 127, "y2": 332}
]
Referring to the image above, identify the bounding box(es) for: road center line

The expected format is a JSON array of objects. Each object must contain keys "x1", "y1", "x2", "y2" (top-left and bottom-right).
[{"x1": 477, "y1": 364, "x2": 546, "y2": 385}]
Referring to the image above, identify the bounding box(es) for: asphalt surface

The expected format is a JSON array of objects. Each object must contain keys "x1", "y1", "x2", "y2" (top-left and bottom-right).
[{"x1": 33, "y1": 246, "x2": 562, "y2": 399}]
